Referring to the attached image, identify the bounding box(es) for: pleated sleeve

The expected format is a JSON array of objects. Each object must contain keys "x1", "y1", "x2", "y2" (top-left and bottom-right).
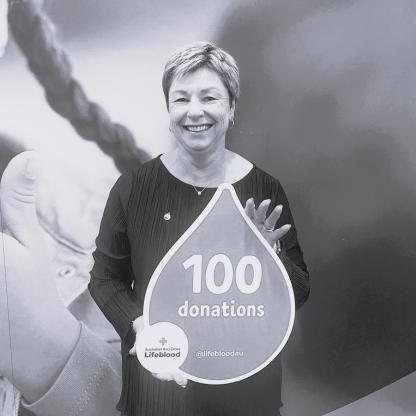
[
  {"x1": 273, "y1": 180, "x2": 310, "y2": 309},
  {"x1": 88, "y1": 172, "x2": 141, "y2": 339}
]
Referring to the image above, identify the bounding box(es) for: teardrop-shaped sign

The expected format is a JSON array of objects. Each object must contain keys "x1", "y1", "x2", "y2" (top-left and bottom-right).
[{"x1": 139, "y1": 184, "x2": 295, "y2": 384}]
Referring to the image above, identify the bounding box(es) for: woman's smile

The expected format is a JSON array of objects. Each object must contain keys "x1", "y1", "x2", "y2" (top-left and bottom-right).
[
  {"x1": 183, "y1": 124, "x2": 213, "y2": 133},
  {"x1": 168, "y1": 67, "x2": 235, "y2": 153}
]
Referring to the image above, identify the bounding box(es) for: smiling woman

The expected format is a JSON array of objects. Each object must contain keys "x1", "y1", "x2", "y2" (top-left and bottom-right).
[
  {"x1": 88, "y1": 41, "x2": 310, "y2": 416},
  {"x1": 168, "y1": 68, "x2": 235, "y2": 155}
]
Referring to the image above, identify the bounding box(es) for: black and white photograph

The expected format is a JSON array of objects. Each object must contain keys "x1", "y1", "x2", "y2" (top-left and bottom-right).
[{"x1": 1, "y1": 1, "x2": 415, "y2": 415}]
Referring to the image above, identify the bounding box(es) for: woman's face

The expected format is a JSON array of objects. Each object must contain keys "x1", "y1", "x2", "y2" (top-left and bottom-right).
[{"x1": 168, "y1": 67, "x2": 235, "y2": 154}]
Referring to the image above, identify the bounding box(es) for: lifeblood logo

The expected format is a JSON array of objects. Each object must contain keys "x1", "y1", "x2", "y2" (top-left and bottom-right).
[
  {"x1": 139, "y1": 184, "x2": 295, "y2": 384},
  {"x1": 136, "y1": 322, "x2": 188, "y2": 374}
]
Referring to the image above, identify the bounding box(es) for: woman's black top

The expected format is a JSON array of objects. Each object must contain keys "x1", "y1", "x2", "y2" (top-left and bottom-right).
[{"x1": 89, "y1": 155, "x2": 309, "y2": 416}]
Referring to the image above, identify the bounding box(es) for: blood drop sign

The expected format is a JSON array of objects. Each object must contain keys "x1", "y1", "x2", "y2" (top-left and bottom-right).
[{"x1": 136, "y1": 184, "x2": 295, "y2": 384}]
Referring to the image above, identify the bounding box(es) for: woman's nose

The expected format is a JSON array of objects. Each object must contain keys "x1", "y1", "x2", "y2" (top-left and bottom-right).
[{"x1": 187, "y1": 98, "x2": 204, "y2": 118}]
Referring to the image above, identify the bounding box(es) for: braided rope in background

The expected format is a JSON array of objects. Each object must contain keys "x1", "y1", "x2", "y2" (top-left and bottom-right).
[{"x1": 8, "y1": 0, "x2": 151, "y2": 174}]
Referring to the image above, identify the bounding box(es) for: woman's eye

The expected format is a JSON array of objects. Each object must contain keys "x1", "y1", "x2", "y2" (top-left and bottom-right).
[
  {"x1": 174, "y1": 98, "x2": 188, "y2": 103},
  {"x1": 203, "y1": 96, "x2": 216, "y2": 102}
]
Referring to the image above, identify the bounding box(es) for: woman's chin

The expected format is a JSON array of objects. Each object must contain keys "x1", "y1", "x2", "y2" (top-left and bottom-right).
[
  {"x1": 181, "y1": 139, "x2": 216, "y2": 153},
  {"x1": 177, "y1": 135, "x2": 226, "y2": 154}
]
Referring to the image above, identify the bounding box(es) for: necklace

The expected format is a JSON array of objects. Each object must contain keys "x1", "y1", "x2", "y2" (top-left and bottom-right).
[{"x1": 192, "y1": 185, "x2": 208, "y2": 196}]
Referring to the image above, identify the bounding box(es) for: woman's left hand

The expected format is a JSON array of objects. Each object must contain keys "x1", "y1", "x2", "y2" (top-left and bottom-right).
[
  {"x1": 152, "y1": 371, "x2": 188, "y2": 388},
  {"x1": 244, "y1": 198, "x2": 291, "y2": 248}
]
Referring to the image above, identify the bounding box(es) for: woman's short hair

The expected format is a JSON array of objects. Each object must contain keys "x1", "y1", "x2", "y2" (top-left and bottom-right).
[{"x1": 162, "y1": 41, "x2": 240, "y2": 109}]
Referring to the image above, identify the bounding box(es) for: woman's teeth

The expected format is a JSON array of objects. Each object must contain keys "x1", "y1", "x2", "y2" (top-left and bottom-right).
[{"x1": 184, "y1": 124, "x2": 211, "y2": 132}]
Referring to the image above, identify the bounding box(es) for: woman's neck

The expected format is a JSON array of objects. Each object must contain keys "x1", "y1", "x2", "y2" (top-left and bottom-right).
[{"x1": 161, "y1": 147, "x2": 252, "y2": 187}]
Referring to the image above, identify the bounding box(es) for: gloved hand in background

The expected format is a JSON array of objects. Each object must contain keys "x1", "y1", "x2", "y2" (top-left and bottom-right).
[{"x1": 0, "y1": 151, "x2": 81, "y2": 403}]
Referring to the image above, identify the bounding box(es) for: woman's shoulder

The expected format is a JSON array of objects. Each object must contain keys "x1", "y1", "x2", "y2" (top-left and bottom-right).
[
  {"x1": 251, "y1": 164, "x2": 281, "y2": 185},
  {"x1": 130, "y1": 155, "x2": 162, "y2": 176},
  {"x1": 119, "y1": 155, "x2": 164, "y2": 188},
  {"x1": 225, "y1": 151, "x2": 283, "y2": 193},
  {"x1": 107, "y1": 156, "x2": 163, "y2": 213},
  {"x1": 233, "y1": 155, "x2": 280, "y2": 187},
  {"x1": 110, "y1": 156, "x2": 161, "y2": 199}
]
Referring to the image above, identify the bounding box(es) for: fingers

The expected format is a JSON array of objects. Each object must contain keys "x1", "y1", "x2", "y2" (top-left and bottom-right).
[
  {"x1": 271, "y1": 224, "x2": 292, "y2": 242},
  {"x1": 245, "y1": 198, "x2": 292, "y2": 245},
  {"x1": 0, "y1": 151, "x2": 42, "y2": 247},
  {"x1": 244, "y1": 198, "x2": 255, "y2": 219},
  {"x1": 152, "y1": 371, "x2": 188, "y2": 388},
  {"x1": 246, "y1": 198, "x2": 281, "y2": 229},
  {"x1": 254, "y1": 199, "x2": 271, "y2": 225},
  {"x1": 263, "y1": 204, "x2": 283, "y2": 231},
  {"x1": 172, "y1": 372, "x2": 188, "y2": 388},
  {"x1": 132, "y1": 315, "x2": 144, "y2": 334}
]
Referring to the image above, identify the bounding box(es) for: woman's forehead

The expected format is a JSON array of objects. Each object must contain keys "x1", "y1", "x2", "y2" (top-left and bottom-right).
[{"x1": 170, "y1": 67, "x2": 227, "y2": 95}]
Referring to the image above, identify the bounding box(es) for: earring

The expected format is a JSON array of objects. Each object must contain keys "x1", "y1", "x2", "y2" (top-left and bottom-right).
[{"x1": 230, "y1": 118, "x2": 235, "y2": 128}]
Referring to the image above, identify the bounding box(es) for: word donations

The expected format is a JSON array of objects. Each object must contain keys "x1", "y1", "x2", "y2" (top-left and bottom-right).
[{"x1": 141, "y1": 184, "x2": 295, "y2": 384}]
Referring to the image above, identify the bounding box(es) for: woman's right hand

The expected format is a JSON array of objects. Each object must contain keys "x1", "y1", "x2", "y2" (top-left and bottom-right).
[{"x1": 129, "y1": 316, "x2": 188, "y2": 388}]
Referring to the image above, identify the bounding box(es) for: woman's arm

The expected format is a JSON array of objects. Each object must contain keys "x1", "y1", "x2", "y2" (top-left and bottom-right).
[
  {"x1": 88, "y1": 172, "x2": 141, "y2": 339},
  {"x1": 244, "y1": 177, "x2": 310, "y2": 310},
  {"x1": 275, "y1": 181, "x2": 310, "y2": 309}
]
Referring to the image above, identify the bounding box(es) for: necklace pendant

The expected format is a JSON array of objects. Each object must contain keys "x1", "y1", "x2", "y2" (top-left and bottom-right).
[{"x1": 192, "y1": 185, "x2": 206, "y2": 196}]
